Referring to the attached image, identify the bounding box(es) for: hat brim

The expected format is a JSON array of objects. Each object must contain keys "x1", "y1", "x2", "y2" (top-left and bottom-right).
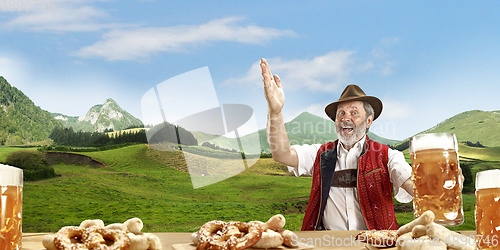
[{"x1": 325, "y1": 96, "x2": 383, "y2": 121}]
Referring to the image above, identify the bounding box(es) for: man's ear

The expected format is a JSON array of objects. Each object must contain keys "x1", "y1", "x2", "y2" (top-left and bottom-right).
[{"x1": 366, "y1": 115, "x2": 374, "y2": 129}]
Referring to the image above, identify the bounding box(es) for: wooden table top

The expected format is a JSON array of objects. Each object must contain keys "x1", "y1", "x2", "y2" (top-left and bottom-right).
[{"x1": 22, "y1": 231, "x2": 477, "y2": 250}]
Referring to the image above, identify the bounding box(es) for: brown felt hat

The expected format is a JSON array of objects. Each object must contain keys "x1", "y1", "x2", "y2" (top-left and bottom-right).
[{"x1": 325, "y1": 84, "x2": 383, "y2": 121}]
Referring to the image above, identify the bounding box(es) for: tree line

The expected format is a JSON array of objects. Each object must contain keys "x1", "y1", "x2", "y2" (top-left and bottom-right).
[
  {"x1": 49, "y1": 121, "x2": 198, "y2": 147},
  {"x1": 49, "y1": 127, "x2": 147, "y2": 147},
  {"x1": 146, "y1": 122, "x2": 198, "y2": 146}
]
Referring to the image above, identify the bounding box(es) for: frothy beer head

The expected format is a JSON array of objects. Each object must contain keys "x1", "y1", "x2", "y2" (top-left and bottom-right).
[
  {"x1": 410, "y1": 133, "x2": 458, "y2": 154},
  {"x1": 476, "y1": 169, "x2": 500, "y2": 190},
  {"x1": 0, "y1": 164, "x2": 23, "y2": 186}
]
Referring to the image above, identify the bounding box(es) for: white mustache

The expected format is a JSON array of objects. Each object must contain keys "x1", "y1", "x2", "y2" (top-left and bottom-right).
[{"x1": 339, "y1": 122, "x2": 356, "y2": 129}]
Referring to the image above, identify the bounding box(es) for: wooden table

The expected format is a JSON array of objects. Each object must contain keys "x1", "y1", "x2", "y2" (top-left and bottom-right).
[{"x1": 21, "y1": 231, "x2": 477, "y2": 250}]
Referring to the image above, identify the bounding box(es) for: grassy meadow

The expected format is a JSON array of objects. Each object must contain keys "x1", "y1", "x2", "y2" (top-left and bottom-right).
[{"x1": 1, "y1": 142, "x2": 498, "y2": 233}]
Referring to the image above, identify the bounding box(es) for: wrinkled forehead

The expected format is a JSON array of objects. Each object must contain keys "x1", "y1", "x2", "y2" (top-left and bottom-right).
[{"x1": 336, "y1": 100, "x2": 365, "y2": 112}]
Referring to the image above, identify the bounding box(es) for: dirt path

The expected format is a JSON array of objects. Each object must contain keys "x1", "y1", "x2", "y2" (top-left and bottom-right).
[{"x1": 45, "y1": 151, "x2": 106, "y2": 168}]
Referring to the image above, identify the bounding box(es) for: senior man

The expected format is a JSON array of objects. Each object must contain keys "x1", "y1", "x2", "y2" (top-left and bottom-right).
[{"x1": 260, "y1": 58, "x2": 414, "y2": 231}]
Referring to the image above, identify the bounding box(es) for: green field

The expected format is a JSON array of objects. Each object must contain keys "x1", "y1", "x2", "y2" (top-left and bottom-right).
[{"x1": 1, "y1": 143, "x2": 497, "y2": 233}]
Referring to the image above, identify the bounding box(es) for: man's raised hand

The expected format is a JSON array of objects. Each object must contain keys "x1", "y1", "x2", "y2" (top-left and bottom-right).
[{"x1": 261, "y1": 58, "x2": 285, "y2": 115}]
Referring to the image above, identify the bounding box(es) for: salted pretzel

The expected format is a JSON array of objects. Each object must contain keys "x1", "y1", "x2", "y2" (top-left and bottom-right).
[
  {"x1": 53, "y1": 226, "x2": 130, "y2": 250},
  {"x1": 84, "y1": 226, "x2": 130, "y2": 250},
  {"x1": 225, "y1": 221, "x2": 262, "y2": 250},
  {"x1": 195, "y1": 220, "x2": 263, "y2": 250},
  {"x1": 196, "y1": 220, "x2": 227, "y2": 250},
  {"x1": 53, "y1": 226, "x2": 88, "y2": 250}
]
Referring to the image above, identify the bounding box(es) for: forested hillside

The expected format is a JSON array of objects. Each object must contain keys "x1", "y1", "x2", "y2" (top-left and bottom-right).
[{"x1": 0, "y1": 76, "x2": 63, "y2": 145}]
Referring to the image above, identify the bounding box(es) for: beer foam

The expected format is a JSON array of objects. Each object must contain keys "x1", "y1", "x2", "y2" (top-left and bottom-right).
[
  {"x1": 476, "y1": 169, "x2": 500, "y2": 190},
  {"x1": 410, "y1": 133, "x2": 458, "y2": 153},
  {"x1": 0, "y1": 164, "x2": 23, "y2": 186}
]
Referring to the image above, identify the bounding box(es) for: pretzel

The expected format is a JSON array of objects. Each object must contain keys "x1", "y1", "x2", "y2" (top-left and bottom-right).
[
  {"x1": 225, "y1": 221, "x2": 262, "y2": 250},
  {"x1": 195, "y1": 220, "x2": 263, "y2": 250},
  {"x1": 196, "y1": 220, "x2": 228, "y2": 250},
  {"x1": 53, "y1": 226, "x2": 88, "y2": 250},
  {"x1": 46, "y1": 218, "x2": 159, "y2": 250},
  {"x1": 84, "y1": 226, "x2": 130, "y2": 250}
]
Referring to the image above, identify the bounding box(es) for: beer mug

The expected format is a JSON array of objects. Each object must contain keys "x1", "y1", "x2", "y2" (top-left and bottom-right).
[
  {"x1": 409, "y1": 132, "x2": 463, "y2": 226},
  {"x1": 476, "y1": 170, "x2": 500, "y2": 250},
  {"x1": 0, "y1": 164, "x2": 23, "y2": 250}
]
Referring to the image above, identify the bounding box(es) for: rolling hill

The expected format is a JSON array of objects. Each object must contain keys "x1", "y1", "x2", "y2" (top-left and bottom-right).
[{"x1": 392, "y1": 110, "x2": 500, "y2": 151}]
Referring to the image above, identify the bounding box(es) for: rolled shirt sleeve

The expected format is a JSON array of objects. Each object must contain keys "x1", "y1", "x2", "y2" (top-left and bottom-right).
[
  {"x1": 288, "y1": 144, "x2": 322, "y2": 176},
  {"x1": 387, "y1": 148, "x2": 413, "y2": 203}
]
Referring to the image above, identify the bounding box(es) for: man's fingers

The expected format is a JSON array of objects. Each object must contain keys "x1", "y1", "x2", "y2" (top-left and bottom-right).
[
  {"x1": 261, "y1": 58, "x2": 273, "y2": 81},
  {"x1": 260, "y1": 58, "x2": 282, "y2": 89},
  {"x1": 274, "y1": 74, "x2": 281, "y2": 89},
  {"x1": 261, "y1": 58, "x2": 276, "y2": 91}
]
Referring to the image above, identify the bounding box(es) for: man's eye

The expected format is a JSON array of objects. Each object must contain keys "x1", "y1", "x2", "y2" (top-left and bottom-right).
[{"x1": 352, "y1": 112, "x2": 357, "y2": 115}]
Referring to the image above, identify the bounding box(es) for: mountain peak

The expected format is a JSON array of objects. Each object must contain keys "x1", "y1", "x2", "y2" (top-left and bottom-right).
[
  {"x1": 105, "y1": 98, "x2": 117, "y2": 104},
  {"x1": 58, "y1": 98, "x2": 144, "y2": 132},
  {"x1": 290, "y1": 111, "x2": 330, "y2": 124}
]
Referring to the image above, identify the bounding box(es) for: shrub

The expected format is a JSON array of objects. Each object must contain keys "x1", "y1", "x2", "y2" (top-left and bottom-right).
[
  {"x1": 460, "y1": 162, "x2": 474, "y2": 186},
  {"x1": 23, "y1": 165, "x2": 57, "y2": 181},
  {"x1": 464, "y1": 141, "x2": 485, "y2": 148},
  {"x1": 4, "y1": 150, "x2": 47, "y2": 170},
  {"x1": 4, "y1": 150, "x2": 56, "y2": 181}
]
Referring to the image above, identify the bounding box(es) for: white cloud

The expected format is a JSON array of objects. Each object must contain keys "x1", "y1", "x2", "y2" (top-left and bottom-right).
[
  {"x1": 370, "y1": 37, "x2": 400, "y2": 76},
  {"x1": 371, "y1": 37, "x2": 399, "y2": 59},
  {"x1": 0, "y1": 56, "x2": 27, "y2": 88},
  {"x1": 380, "y1": 99, "x2": 412, "y2": 119},
  {"x1": 223, "y1": 50, "x2": 356, "y2": 93},
  {"x1": 2, "y1": 2, "x2": 133, "y2": 32},
  {"x1": 0, "y1": 57, "x2": 15, "y2": 65},
  {"x1": 73, "y1": 17, "x2": 296, "y2": 61}
]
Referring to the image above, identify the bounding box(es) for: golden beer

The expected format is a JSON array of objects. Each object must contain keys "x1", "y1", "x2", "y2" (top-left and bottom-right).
[
  {"x1": 0, "y1": 186, "x2": 23, "y2": 250},
  {"x1": 410, "y1": 133, "x2": 463, "y2": 226},
  {"x1": 0, "y1": 165, "x2": 23, "y2": 250},
  {"x1": 476, "y1": 170, "x2": 500, "y2": 250}
]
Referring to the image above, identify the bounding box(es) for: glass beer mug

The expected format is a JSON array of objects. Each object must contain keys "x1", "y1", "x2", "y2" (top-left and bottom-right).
[
  {"x1": 476, "y1": 170, "x2": 500, "y2": 250},
  {"x1": 0, "y1": 164, "x2": 23, "y2": 250},
  {"x1": 409, "y1": 132, "x2": 464, "y2": 226}
]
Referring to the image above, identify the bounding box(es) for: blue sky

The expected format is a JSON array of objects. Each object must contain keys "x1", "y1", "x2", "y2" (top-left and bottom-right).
[{"x1": 1, "y1": 1, "x2": 499, "y2": 140}]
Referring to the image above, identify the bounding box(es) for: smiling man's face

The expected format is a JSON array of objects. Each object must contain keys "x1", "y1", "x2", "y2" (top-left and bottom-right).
[{"x1": 335, "y1": 100, "x2": 373, "y2": 148}]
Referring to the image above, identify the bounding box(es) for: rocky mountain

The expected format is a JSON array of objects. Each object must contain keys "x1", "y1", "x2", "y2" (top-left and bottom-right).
[
  {"x1": 0, "y1": 76, "x2": 63, "y2": 145},
  {"x1": 392, "y1": 109, "x2": 500, "y2": 151},
  {"x1": 52, "y1": 98, "x2": 143, "y2": 132}
]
